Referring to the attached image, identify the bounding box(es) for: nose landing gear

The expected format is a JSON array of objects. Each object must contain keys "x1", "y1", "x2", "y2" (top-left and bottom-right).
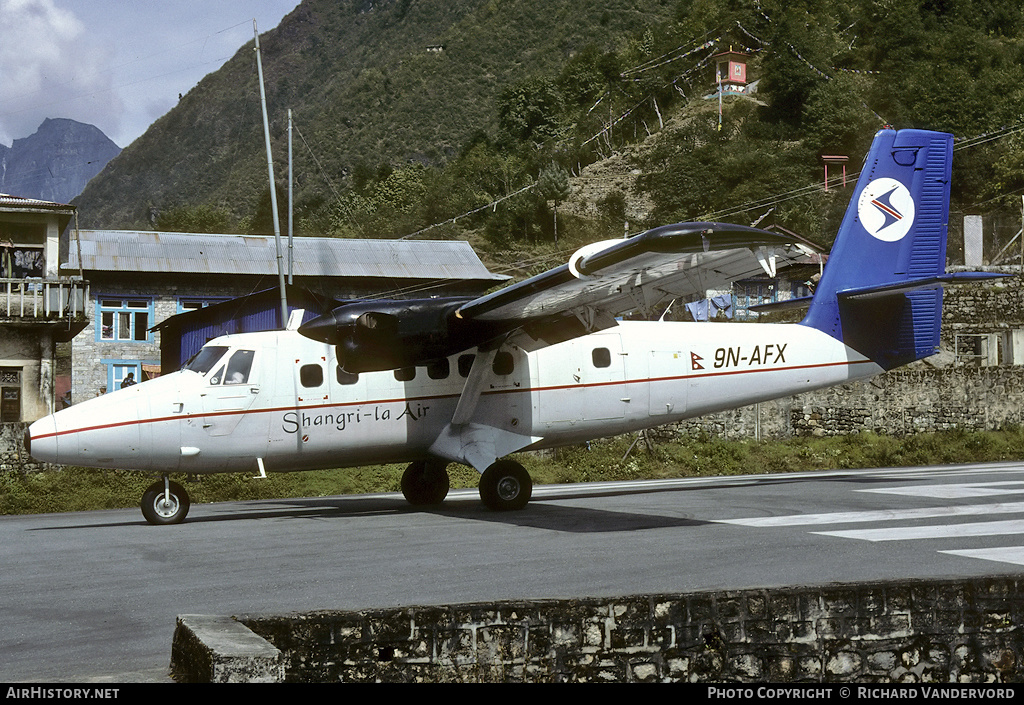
[{"x1": 141, "y1": 477, "x2": 190, "y2": 525}]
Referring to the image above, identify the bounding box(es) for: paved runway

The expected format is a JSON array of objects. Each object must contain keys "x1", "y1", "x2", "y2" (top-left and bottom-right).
[{"x1": 3, "y1": 461, "x2": 1024, "y2": 682}]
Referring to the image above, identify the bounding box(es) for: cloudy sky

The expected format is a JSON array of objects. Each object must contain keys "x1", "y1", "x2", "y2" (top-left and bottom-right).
[{"x1": 0, "y1": 0, "x2": 300, "y2": 148}]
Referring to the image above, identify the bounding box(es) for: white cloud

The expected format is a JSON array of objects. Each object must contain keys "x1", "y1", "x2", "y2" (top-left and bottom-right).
[
  {"x1": 0, "y1": 0, "x2": 122, "y2": 146},
  {"x1": 0, "y1": 1, "x2": 298, "y2": 148}
]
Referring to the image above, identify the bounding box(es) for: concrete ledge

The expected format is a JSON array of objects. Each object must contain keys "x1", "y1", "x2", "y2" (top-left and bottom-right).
[{"x1": 170, "y1": 614, "x2": 283, "y2": 683}]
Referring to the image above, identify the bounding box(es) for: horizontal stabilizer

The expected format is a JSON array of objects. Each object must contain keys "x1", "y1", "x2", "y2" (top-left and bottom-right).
[
  {"x1": 838, "y1": 272, "x2": 1008, "y2": 301},
  {"x1": 749, "y1": 295, "x2": 814, "y2": 314}
]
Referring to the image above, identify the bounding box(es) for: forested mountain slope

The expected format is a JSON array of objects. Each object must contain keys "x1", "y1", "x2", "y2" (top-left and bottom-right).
[{"x1": 74, "y1": 0, "x2": 676, "y2": 230}]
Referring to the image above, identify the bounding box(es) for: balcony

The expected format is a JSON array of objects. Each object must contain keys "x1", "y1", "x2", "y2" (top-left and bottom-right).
[{"x1": 0, "y1": 278, "x2": 90, "y2": 332}]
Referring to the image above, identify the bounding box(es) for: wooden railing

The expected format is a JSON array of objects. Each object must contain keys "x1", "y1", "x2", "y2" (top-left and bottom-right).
[{"x1": 0, "y1": 279, "x2": 89, "y2": 320}]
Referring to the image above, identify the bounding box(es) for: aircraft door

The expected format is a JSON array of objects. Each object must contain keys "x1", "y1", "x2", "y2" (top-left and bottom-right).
[
  {"x1": 200, "y1": 348, "x2": 261, "y2": 436},
  {"x1": 579, "y1": 334, "x2": 628, "y2": 421},
  {"x1": 648, "y1": 350, "x2": 688, "y2": 416}
]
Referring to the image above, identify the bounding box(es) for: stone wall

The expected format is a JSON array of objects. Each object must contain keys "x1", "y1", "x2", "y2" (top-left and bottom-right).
[
  {"x1": 172, "y1": 576, "x2": 1024, "y2": 683},
  {"x1": 0, "y1": 328, "x2": 55, "y2": 423},
  {"x1": 943, "y1": 267, "x2": 1024, "y2": 329},
  {"x1": 673, "y1": 365, "x2": 1024, "y2": 441},
  {"x1": 0, "y1": 422, "x2": 50, "y2": 473}
]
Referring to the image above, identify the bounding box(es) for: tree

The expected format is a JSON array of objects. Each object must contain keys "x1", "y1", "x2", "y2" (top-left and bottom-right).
[
  {"x1": 537, "y1": 164, "x2": 572, "y2": 242},
  {"x1": 497, "y1": 76, "x2": 566, "y2": 148}
]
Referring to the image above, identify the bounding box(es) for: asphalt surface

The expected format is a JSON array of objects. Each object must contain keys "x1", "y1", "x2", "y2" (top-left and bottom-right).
[{"x1": 3, "y1": 461, "x2": 1024, "y2": 682}]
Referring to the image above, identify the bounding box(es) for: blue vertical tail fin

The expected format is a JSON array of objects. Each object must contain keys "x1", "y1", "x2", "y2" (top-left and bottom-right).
[{"x1": 801, "y1": 128, "x2": 966, "y2": 369}]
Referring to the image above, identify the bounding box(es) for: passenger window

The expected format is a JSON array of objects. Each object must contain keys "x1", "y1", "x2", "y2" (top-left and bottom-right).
[
  {"x1": 300, "y1": 364, "x2": 324, "y2": 388},
  {"x1": 592, "y1": 347, "x2": 611, "y2": 368},
  {"x1": 493, "y1": 351, "x2": 514, "y2": 376},
  {"x1": 395, "y1": 367, "x2": 416, "y2": 382},
  {"x1": 427, "y1": 358, "x2": 450, "y2": 380},
  {"x1": 458, "y1": 354, "x2": 475, "y2": 377},
  {"x1": 336, "y1": 367, "x2": 359, "y2": 386}
]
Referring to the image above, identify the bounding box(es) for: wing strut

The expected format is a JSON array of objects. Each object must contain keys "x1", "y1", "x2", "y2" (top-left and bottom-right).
[
  {"x1": 428, "y1": 343, "x2": 541, "y2": 472},
  {"x1": 451, "y1": 348, "x2": 498, "y2": 425}
]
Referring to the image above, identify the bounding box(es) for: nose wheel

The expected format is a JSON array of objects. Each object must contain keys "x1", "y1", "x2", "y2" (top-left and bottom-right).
[{"x1": 141, "y1": 478, "x2": 190, "y2": 525}]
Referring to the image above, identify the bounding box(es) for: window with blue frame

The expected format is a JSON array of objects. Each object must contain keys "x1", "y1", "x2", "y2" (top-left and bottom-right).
[
  {"x1": 98, "y1": 298, "x2": 154, "y2": 342},
  {"x1": 103, "y1": 359, "x2": 157, "y2": 392}
]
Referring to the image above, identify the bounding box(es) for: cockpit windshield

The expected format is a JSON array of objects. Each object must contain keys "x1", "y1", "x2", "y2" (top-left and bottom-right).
[{"x1": 184, "y1": 346, "x2": 228, "y2": 374}]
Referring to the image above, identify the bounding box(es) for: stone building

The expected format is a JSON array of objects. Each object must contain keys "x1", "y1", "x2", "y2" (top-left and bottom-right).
[{"x1": 0, "y1": 195, "x2": 88, "y2": 428}]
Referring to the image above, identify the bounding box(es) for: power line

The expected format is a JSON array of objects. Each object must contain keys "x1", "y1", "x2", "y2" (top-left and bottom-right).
[{"x1": 399, "y1": 182, "x2": 538, "y2": 240}]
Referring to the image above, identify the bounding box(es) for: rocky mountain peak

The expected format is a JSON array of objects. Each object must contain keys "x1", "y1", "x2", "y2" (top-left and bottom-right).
[{"x1": 1, "y1": 119, "x2": 120, "y2": 204}]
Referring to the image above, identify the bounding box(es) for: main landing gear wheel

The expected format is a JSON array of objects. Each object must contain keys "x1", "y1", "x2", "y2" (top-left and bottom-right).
[
  {"x1": 141, "y1": 479, "x2": 190, "y2": 525},
  {"x1": 401, "y1": 460, "x2": 450, "y2": 505},
  {"x1": 479, "y1": 459, "x2": 532, "y2": 511}
]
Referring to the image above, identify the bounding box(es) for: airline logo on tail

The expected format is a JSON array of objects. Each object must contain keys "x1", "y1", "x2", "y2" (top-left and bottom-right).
[{"x1": 857, "y1": 177, "x2": 915, "y2": 242}]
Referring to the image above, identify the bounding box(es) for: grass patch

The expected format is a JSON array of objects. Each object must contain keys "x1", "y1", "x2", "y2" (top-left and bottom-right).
[{"x1": 3, "y1": 428, "x2": 1024, "y2": 517}]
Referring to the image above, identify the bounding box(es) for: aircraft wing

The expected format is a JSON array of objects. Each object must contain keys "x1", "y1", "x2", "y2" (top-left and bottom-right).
[
  {"x1": 298, "y1": 221, "x2": 819, "y2": 371},
  {"x1": 457, "y1": 221, "x2": 817, "y2": 349}
]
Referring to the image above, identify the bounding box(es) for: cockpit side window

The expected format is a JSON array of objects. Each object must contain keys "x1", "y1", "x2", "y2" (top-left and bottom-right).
[
  {"x1": 224, "y1": 350, "x2": 256, "y2": 384},
  {"x1": 184, "y1": 346, "x2": 228, "y2": 374}
]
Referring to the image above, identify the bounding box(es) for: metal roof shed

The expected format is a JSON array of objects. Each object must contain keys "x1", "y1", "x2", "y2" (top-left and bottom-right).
[{"x1": 152, "y1": 285, "x2": 343, "y2": 372}]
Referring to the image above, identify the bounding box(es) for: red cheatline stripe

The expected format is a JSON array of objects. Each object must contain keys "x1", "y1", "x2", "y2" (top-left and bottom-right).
[{"x1": 33, "y1": 358, "x2": 875, "y2": 441}]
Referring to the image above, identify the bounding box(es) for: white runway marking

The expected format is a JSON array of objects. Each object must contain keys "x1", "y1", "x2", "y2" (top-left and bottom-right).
[
  {"x1": 715, "y1": 501, "x2": 1024, "y2": 527},
  {"x1": 715, "y1": 470, "x2": 1024, "y2": 568},
  {"x1": 938, "y1": 546, "x2": 1024, "y2": 567},
  {"x1": 813, "y1": 519, "x2": 1024, "y2": 542},
  {"x1": 857, "y1": 481, "x2": 1024, "y2": 498}
]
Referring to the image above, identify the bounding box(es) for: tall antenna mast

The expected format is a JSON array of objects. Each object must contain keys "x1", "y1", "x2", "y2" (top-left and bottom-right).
[
  {"x1": 288, "y1": 108, "x2": 294, "y2": 284},
  {"x1": 254, "y1": 20, "x2": 289, "y2": 327}
]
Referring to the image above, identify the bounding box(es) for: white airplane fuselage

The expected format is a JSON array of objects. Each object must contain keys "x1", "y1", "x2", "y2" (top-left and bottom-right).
[{"x1": 28, "y1": 319, "x2": 881, "y2": 475}]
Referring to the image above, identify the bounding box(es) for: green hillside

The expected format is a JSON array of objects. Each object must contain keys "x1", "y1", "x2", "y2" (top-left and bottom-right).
[
  {"x1": 74, "y1": 0, "x2": 1024, "y2": 266},
  {"x1": 74, "y1": 0, "x2": 677, "y2": 230}
]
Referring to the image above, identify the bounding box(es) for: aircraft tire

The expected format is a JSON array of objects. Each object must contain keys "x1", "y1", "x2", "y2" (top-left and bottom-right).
[
  {"x1": 401, "y1": 460, "x2": 450, "y2": 505},
  {"x1": 479, "y1": 459, "x2": 532, "y2": 511},
  {"x1": 141, "y1": 480, "x2": 190, "y2": 525}
]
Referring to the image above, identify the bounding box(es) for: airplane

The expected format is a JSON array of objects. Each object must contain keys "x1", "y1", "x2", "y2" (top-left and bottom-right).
[{"x1": 25, "y1": 127, "x2": 1003, "y2": 524}]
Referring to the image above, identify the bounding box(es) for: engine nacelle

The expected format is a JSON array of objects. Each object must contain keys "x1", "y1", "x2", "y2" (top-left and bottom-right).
[{"x1": 299, "y1": 297, "x2": 500, "y2": 373}]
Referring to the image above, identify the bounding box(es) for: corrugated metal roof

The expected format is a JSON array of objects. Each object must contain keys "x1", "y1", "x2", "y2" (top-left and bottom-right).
[
  {"x1": 65, "y1": 230, "x2": 506, "y2": 282},
  {"x1": 0, "y1": 193, "x2": 75, "y2": 211}
]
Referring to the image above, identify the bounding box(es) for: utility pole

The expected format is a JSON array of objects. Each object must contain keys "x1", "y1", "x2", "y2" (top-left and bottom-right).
[
  {"x1": 254, "y1": 20, "x2": 289, "y2": 327},
  {"x1": 288, "y1": 108, "x2": 294, "y2": 285}
]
